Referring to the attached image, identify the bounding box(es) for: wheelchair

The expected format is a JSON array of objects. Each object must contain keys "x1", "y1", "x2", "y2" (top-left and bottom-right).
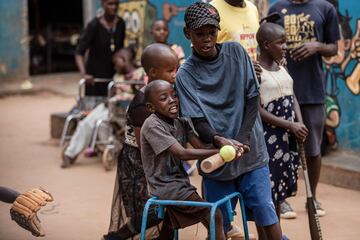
[
  {"x1": 94, "y1": 80, "x2": 144, "y2": 171},
  {"x1": 59, "y1": 78, "x2": 110, "y2": 147},
  {"x1": 60, "y1": 78, "x2": 144, "y2": 171}
]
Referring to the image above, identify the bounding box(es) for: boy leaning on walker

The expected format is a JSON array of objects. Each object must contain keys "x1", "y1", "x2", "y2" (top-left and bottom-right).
[
  {"x1": 176, "y1": 2, "x2": 283, "y2": 240},
  {"x1": 141, "y1": 80, "x2": 228, "y2": 240}
]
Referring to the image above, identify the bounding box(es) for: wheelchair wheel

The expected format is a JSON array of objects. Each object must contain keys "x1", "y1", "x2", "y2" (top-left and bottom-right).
[{"x1": 102, "y1": 146, "x2": 116, "y2": 171}]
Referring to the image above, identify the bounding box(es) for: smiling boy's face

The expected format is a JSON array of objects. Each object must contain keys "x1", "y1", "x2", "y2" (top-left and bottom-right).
[
  {"x1": 147, "y1": 82, "x2": 179, "y2": 120},
  {"x1": 185, "y1": 25, "x2": 218, "y2": 59}
]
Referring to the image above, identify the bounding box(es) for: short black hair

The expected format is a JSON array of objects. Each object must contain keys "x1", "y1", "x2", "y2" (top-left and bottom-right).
[
  {"x1": 151, "y1": 19, "x2": 168, "y2": 30},
  {"x1": 256, "y1": 22, "x2": 285, "y2": 49},
  {"x1": 144, "y1": 80, "x2": 171, "y2": 104}
]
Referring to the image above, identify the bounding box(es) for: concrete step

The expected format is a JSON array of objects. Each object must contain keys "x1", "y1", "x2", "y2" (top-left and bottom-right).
[{"x1": 320, "y1": 149, "x2": 360, "y2": 191}]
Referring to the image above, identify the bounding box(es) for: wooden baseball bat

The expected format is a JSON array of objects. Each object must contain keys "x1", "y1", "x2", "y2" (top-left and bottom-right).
[
  {"x1": 200, "y1": 153, "x2": 225, "y2": 173},
  {"x1": 298, "y1": 142, "x2": 323, "y2": 240}
]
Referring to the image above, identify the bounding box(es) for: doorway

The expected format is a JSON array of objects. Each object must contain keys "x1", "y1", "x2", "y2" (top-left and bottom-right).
[{"x1": 28, "y1": 0, "x2": 83, "y2": 75}]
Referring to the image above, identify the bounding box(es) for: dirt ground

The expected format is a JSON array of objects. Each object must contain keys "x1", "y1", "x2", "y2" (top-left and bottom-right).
[{"x1": 0, "y1": 93, "x2": 360, "y2": 240}]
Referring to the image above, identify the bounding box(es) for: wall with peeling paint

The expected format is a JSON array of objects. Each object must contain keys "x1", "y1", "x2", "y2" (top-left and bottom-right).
[{"x1": 0, "y1": 0, "x2": 29, "y2": 82}]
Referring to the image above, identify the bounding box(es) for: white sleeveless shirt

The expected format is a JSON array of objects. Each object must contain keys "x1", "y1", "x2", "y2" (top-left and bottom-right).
[{"x1": 259, "y1": 66, "x2": 294, "y2": 106}]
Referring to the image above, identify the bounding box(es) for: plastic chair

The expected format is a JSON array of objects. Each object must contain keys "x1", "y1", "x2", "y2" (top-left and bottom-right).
[{"x1": 140, "y1": 192, "x2": 249, "y2": 240}]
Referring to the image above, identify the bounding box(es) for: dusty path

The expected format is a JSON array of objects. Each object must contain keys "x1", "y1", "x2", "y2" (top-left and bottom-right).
[{"x1": 0, "y1": 93, "x2": 359, "y2": 240}]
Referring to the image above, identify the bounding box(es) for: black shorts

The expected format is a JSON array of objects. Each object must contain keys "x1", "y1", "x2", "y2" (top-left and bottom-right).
[
  {"x1": 300, "y1": 104, "x2": 326, "y2": 157},
  {"x1": 165, "y1": 192, "x2": 212, "y2": 229}
]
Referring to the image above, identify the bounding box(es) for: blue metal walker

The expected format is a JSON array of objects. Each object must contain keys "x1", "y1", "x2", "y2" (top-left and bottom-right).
[{"x1": 140, "y1": 192, "x2": 249, "y2": 240}]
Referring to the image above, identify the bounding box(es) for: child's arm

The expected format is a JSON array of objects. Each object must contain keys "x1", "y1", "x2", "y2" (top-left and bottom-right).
[
  {"x1": 259, "y1": 99, "x2": 308, "y2": 141},
  {"x1": 235, "y1": 50, "x2": 263, "y2": 152},
  {"x1": 292, "y1": 95, "x2": 308, "y2": 142},
  {"x1": 188, "y1": 134, "x2": 209, "y2": 149},
  {"x1": 191, "y1": 118, "x2": 244, "y2": 153},
  {"x1": 142, "y1": 118, "x2": 219, "y2": 162},
  {"x1": 234, "y1": 95, "x2": 259, "y2": 152},
  {"x1": 168, "y1": 142, "x2": 218, "y2": 161},
  {"x1": 174, "y1": 120, "x2": 219, "y2": 159},
  {"x1": 189, "y1": 134, "x2": 244, "y2": 160}
]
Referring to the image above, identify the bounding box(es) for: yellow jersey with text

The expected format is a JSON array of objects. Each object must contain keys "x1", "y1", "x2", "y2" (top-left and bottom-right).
[{"x1": 211, "y1": 0, "x2": 259, "y2": 60}]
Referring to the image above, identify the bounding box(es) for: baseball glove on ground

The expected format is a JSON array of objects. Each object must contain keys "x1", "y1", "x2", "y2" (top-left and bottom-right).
[{"x1": 10, "y1": 188, "x2": 54, "y2": 237}]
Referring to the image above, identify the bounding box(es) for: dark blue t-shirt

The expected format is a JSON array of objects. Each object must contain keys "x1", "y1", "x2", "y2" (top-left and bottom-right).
[{"x1": 269, "y1": 0, "x2": 340, "y2": 104}]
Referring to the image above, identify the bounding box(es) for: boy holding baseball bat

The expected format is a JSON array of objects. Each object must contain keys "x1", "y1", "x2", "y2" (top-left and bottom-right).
[
  {"x1": 141, "y1": 80, "x2": 233, "y2": 240},
  {"x1": 176, "y1": 2, "x2": 282, "y2": 240}
]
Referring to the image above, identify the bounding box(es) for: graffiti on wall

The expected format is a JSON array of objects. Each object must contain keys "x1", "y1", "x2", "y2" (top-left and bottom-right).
[
  {"x1": 323, "y1": 1, "x2": 359, "y2": 96},
  {"x1": 117, "y1": 1, "x2": 155, "y2": 60},
  {"x1": 321, "y1": 0, "x2": 360, "y2": 151},
  {"x1": 118, "y1": 0, "x2": 189, "y2": 59}
]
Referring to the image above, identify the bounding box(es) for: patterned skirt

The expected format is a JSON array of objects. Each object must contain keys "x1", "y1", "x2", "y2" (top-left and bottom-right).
[
  {"x1": 262, "y1": 95, "x2": 299, "y2": 205},
  {"x1": 107, "y1": 143, "x2": 152, "y2": 233}
]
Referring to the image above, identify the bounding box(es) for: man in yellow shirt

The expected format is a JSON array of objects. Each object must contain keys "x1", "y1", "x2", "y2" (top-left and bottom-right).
[{"x1": 211, "y1": 0, "x2": 260, "y2": 61}]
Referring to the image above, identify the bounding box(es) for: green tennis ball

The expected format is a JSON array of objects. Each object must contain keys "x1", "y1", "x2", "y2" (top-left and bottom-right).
[{"x1": 220, "y1": 145, "x2": 236, "y2": 162}]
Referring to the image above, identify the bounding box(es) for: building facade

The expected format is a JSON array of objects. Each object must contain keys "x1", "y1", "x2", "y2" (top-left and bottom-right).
[{"x1": 0, "y1": 0, "x2": 358, "y2": 153}]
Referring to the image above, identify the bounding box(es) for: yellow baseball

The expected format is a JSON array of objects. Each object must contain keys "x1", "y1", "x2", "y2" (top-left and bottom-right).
[{"x1": 219, "y1": 145, "x2": 236, "y2": 162}]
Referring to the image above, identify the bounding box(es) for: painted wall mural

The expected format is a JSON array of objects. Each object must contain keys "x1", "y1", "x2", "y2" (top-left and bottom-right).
[
  {"x1": 118, "y1": 0, "x2": 192, "y2": 58},
  {"x1": 321, "y1": 0, "x2": 360, "y2": 152},
  {"x1": 114, "y1": 0, "x2": 359, "y2": 152}
]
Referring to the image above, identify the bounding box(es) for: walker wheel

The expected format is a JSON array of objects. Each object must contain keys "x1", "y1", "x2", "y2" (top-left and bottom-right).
[{"x1": 61, "y1": 142, "x2": 68, "y2": 159}]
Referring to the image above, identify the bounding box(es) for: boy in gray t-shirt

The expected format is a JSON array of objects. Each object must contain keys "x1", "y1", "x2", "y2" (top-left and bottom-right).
[{"x1": 141, "y1": 80, "x2": 227, "y2": 240}]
